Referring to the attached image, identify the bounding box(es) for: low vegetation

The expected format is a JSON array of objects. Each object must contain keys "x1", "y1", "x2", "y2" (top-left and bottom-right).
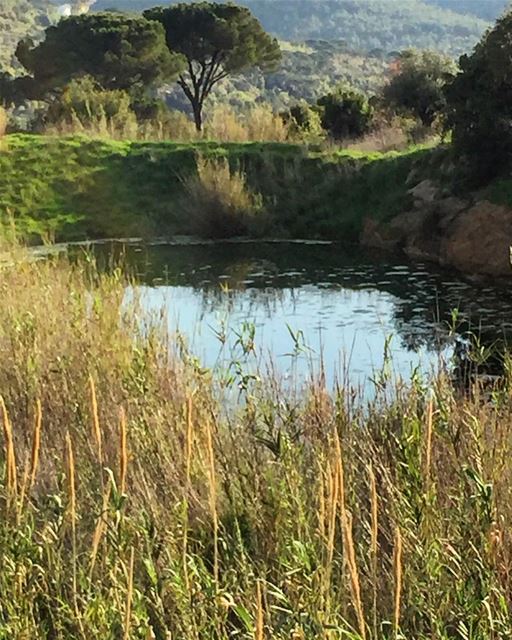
[
  {"x1": 181, "y1": 156, "x2": 265, "y2": 238},
  {"x1": 1, "y1": 250, "x2": 512, "y2": 637},
  {"x1": 0, "y1": 134, "x2": 436, "y2": 242}
]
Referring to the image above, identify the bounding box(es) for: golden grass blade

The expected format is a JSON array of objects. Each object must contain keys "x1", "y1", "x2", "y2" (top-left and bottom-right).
[
  {"x1": 334, "y1": 431, "x2": 366, "y2": 640},
  {"x1": 119, "y1": 407, "x2": 128, "y2": 495},
  {"x1": 1, "y1": 396, "x2": 17, "y2": 500},
  {"x1": 186, "y1": 394, "x2": 193, "y2": 486},
  {"x1": 66, "y1": 431, "x2": 76, "y2": 526},
  {"x1": 394, "y1": 526, "x2": 403, "y2": 639},
  {"x1": 29, "y1": 398, "x2": 42, "y2": 490},
  {"x1": 205, "y1": 417, "x2": 218, "y2": 589},
  {"x1": 369, "y1": 464, "x2": 378, "y2": 639},
  {"x1": 425, "y1": 398, "x2": 434, "y2": 485},
  {"x1": 65, "y1": 431, "x2": 84, "y2": 634},
  {"x1": 89, "y1": 375, "x2": 103, "y2": 464},
  {"x1": 255, "y1": 580, "x2": 264, "y2": 640}
]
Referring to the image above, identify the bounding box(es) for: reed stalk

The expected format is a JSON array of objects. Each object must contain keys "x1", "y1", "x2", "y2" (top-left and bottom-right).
[
  {"x1": 425, "y1": 398, "x2": 434, "y2": 486},
  {"x1": 334, "y1": 432, "x2": 366, "y2": 640},
  {"x1": 119, "y1": 407, "x2": 128, "y2": 495},
  {"x1": 66, "y1": 431, "x2": 83, "y2": 634},
  {"x1": 29, "y1": 399, "x2": 42, "y2": 490},
  {"x1": 205, "y1": 417, "x2": 219, "y2": 590},
  {"x1": 394, "y1": 526, "x2": 403, "y2": 639},
  {"x1": 255, "y1": 580, "x2": 264, "y2": 640},
  {"x1": 1, "y1": 396, "x2": 17, "y2": 501},
  {"x1": 369, "y1": 464, "x2": 378, "y2": 639},
  {"x1": 89, "y1": 375, "x2": 103, "y2": 465}
]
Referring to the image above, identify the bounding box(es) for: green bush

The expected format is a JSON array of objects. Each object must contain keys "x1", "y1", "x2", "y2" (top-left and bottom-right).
[
  {"x1": 446, "y1": 10, "x2": 512, "y2": 182},
  {"x1": 317, "y1": 85, "x2": 374, "y2": 141},
  {"x1": 281, "y1": 103, "x2": 324, "y2": 141},
  {"x1": 44, "y1": 76, "x2": 138, "y2": 138},
  {"x1": 382, "y1": 49, "x2": 456, "y2": 126}
]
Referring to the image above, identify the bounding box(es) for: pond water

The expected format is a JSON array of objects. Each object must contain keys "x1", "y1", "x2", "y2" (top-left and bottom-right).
[{"x1": 89, "y1": 241, "x2": 512, "y2": 391}]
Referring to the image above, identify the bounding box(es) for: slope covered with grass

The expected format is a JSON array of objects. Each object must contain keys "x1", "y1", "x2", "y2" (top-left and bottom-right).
[{"x1": 0, "y1": 134, "x2": 432, "y2": 242}]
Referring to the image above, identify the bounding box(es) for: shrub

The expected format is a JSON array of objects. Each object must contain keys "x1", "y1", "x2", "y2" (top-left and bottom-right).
[
  {"x1": 317, "y1": 85, "x2": 374, "y2": 140},
  {"x1": 44, "y1": 76, "x2": 139, "y2": 139},
  {"x1": 182, "y1": 155, "x2": 265, "y2": 238},
  {"x1": 382, "y1": 49, "x2": 456, "y2": 127},
  {"x1": 281, "y1": 103, "x2": 324, "y2": 141},
  {"x1": 446, "y1": 10, "x2": 512, "y2": 182}
]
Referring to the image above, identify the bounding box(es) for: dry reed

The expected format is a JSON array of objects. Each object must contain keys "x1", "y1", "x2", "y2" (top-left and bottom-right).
[
  {"x1": 394, "y1": 526, "x2": 403, "y2": 639},
  {"x1": 1, "y1": 396, "x2": 17, "y2": 500},
  {"x1": 334, "y1": 432, "x2": 366, "y2": 639},
  {"x1": 89, "y1": 375, "x2": 103, "y2": 465},
  {"x1": 255, "y1": 580, "x2": 264, "y2": 640},
  {"x1": 119, "y1": 406, "x2": 128, "y2": 495},
  {"x1": 206, "y1": 417, "x2": 219, "y2": 589},
  {"x1": 29, "y1": 399, "x2": 42, "y2": 490}
]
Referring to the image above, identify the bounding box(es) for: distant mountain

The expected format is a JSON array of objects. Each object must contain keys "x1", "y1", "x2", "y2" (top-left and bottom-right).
[
  {"x1": 424, "y1": 0, "x2": 510, "y2": 21},
  {"x1": 93, "y1": 0, "x2": 491, "y2": 55},
  {"x1": 0, "y1": 0, "x2": 57, "y2": 71}
]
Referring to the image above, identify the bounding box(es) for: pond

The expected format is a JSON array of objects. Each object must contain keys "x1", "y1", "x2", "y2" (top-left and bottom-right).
[{"x1": 88, "y1": 240, "x2": 512, "y2": 391}]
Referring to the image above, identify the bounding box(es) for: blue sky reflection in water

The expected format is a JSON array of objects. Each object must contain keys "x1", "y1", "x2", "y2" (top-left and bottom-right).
[{"x1": 100, "y1": 241, "x2": 512, "y2": 392}]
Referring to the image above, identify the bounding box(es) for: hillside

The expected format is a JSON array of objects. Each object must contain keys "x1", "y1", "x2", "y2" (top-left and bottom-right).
[
  {"x1": 94, "y1": 0, "x2": 491, "y2": 55},
  {"x1": 425, "y1": 0, "x2": 510, "y2": 21},
  {"x1": 166, "y1": 41, "x2": 390, "y2": 112},
  {"x1": 0, "y1": 0, "x2": 57, "y2": 71},
  {"x1": 0, "y1": 134, "x2": 426, "y2": 241}
]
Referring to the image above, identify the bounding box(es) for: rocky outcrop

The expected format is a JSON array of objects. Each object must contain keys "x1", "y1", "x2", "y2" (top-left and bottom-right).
[
  {"x1": 440, "y1": 201, "x2": 512, "y2": 276},
  {"x1": 361, "y1": 187, "x2": 512, "y2": 277}
]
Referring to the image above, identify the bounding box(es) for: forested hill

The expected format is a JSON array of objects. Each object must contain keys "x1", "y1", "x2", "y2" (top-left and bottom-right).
[
  {"x1": 93, "y1": 0, "x2": 492, "y2": 54},
  {"x1": 0, "y1": 0, "x2": 56, "y2": 70},
  {"x1": 425, "y1": 0, "x2": 509, "y2": 21}
]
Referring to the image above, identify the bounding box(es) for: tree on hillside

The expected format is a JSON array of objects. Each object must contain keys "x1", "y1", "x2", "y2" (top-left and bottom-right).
[
  {"x1": 317, "y1": 85, "x2": 373, "y2": 140},
  {"x1": 446, "y1": 10, "x2": 512, "y2": 181},
  {"x1": 15, "y1": 12, "x2": 183, "y2": 100},
  {"x1": 382, "y1": 49, "x2": 456, "y2": 126},
  {"x1": 144, "y1": 2, "x2": 281, "y2": 131}
]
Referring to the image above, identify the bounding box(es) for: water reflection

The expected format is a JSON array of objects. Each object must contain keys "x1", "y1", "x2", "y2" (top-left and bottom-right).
[{"x1": 87, "y1": 241, "x2": 512, "y2": 386}]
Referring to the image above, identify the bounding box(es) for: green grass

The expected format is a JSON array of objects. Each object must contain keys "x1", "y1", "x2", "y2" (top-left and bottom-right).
[
  {"x1": 0, "y1": 134, "x2": 433, "y2": 243},
  {"x1": 0, "y1": 250, "x2": 512, "y2": 638}
]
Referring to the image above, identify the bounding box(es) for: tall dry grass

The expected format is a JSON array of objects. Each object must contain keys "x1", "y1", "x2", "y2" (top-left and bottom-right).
[
  {"x1": 43, "y1": 104, "x2": 289, "y2": 143},
  {"x1": 0, "y1": 106, "x2": 6, "y2": 137},
  {"x1": 205, "y1": 105, "x2": 289, "y2": 143},
  {"x1": 181, "y1": 155, "x2": 266, "y2": 238},
  {"x1": 0, "y1": 253, "x2": 512, "y2": 637}
]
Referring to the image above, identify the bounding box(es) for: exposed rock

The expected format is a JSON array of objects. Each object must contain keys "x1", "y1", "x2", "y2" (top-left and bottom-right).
[
  {"x1": 361, "y1": 209, "x2": 433, "y2": 252},
  {"x1": 360, "y1": 218, "x2": 401, "y2": 252},
  {"x1": 441, "y1": 200, "x2": 512, "y2": 277},
  {"x1": 437, "y1": 196, "x2": 468, "y2": 220},
  {"x1": 408, "y1": 179, "x2": 440, "y2": 206},
  {"x1": 361, "y1": 196, "x2": 512, "y2": 278}
]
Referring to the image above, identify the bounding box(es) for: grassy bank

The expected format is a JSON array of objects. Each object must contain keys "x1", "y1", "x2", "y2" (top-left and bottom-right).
[
  {"x1": 0, "y1": 134, "x2": 435, "y2": 243},
  {"x1": 0, "y1": 251, "x2": 512, "y2": 637}
]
